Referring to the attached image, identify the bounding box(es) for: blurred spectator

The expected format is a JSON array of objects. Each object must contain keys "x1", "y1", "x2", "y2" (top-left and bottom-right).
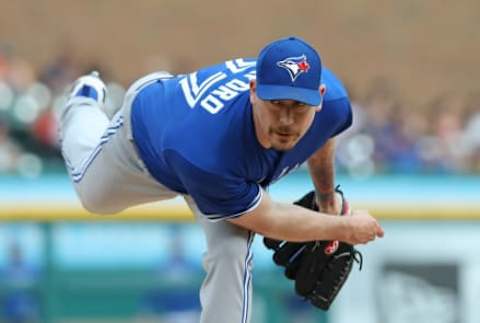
[
  {"x1": 39, "y1": 51, "x2": 79, "y2": 95},
  {"x1": 0, "y1": 242, "x2": 39, "y2": 323},
  {"x1": 5, "y1": 58, "x2": 36, "y2": 93},
  {"x1": 461, "y1": 93, "x2": 480, "y2": 172},
  {"x1": 31, "y1": 113, "x2": 55, "y2": 149},
  {"x1": 138, "y1": 225, "x2": 200, "y2": 323},
  {"x1": 379, "y1": 104, "x2": 424, "y2": 173},
  {"x1": 0, "y1": 122, "x2": 21, "y2": 173},
  {"x1": 0, "y1": 44, "x2": 12, "y2": 79},
  {"x1": 414, "y1": 96, "x2": 466, "y2": 173}
]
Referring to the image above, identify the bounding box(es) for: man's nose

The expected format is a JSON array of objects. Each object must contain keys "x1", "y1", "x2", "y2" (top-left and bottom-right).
[{"x1": 279, "y1": 108, "x2": 294, "y2": 126}]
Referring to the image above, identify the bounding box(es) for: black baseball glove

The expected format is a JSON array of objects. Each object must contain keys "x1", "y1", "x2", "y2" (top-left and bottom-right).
[{"x1": 263, "y1": 187, "x2": 363, "y2": 310}]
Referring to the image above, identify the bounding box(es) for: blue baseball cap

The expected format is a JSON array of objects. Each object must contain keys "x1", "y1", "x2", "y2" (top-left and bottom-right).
[{"x1": 256, "y1": 36, "x2": 322, "y2": 106}]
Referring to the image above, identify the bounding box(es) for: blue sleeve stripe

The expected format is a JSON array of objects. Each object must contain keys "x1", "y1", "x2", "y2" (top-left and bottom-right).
[{"x1": 205, "y1": 186, "x2": 263, "y2": 221}]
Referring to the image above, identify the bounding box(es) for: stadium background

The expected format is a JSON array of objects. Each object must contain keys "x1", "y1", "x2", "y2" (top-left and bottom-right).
[{"x1": 0, "y1": 1, "x2": 479, "y2": 322}]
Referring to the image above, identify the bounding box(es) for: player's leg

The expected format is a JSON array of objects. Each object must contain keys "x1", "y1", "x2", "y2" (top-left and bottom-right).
[
  {"x1": 185, "y1": 197, "x2": 255, "y2": 323},
  {"x1": 59, "y1": 72, "x2": 177, "y2": 213},
  {"x1": 60, "y1": 71, "x2": 110, "y2": 175}
]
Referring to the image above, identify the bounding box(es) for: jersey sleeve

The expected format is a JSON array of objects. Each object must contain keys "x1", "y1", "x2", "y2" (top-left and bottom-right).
[
  {"x1": 164, "y1": 149, "x2": 263, "y2": 221},
  {"x1": 330, "y1": 97, "x2": 353, "y2": 137}
]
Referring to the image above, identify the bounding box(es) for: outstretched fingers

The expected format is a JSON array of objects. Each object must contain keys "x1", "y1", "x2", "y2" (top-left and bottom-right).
[{"x1": 375, "y1": 221, "x2": 385, "y2": 238}]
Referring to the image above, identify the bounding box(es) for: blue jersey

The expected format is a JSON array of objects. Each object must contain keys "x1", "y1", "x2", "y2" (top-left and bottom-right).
[{"x1": 131, "y1": 58, "x2": 352, "y2": 220}]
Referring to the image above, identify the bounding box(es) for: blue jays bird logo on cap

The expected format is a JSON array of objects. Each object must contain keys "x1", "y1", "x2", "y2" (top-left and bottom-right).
[{"x1": 276, "y1": 54, "x2": 310, "y2": 82}]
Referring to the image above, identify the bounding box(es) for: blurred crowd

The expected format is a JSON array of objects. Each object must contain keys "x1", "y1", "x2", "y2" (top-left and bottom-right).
[
  {"x1": 0, "y1": 46, "x2": 479, "y2": 178},
  {"x1": 337, "y1": 79, "x2": 480, "y2": 177},
  {"x1": 0, "y1": 45, "x2": 125, "y2": 178}
]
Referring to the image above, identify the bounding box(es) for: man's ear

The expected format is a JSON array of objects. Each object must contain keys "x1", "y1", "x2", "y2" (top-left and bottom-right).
[
  {"x1": 320, "y1": 84, "x2": 327, "y2": 96},
  {"x1": 315, "y1": 84, "x2": 327, "y2": 111},
  {"x1": 249, "y1": 80, "x2": 257, "y2": 104}
]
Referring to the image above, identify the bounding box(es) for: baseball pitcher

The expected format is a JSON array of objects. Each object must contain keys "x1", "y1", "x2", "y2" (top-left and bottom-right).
[{"x1": 59, "y1": 36, "x2": 384, "y2": 323}]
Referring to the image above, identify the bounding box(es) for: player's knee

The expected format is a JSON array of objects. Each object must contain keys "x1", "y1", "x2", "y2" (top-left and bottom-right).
[
  {"x1": 78, "y1": 190, "x2": 120, "y2": 215},
  {"x1": 81, "y1": 197, "x2": 116, "y2": 215}
]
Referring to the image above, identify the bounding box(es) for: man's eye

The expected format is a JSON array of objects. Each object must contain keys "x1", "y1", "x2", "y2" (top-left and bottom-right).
[{"x1": 295, "y1": 103, "x2": 309, "y2": 110}]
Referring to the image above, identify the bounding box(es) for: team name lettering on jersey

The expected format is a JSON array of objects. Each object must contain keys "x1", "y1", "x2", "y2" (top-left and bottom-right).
[{"x1": 180, "y1": 59, "x2": 256, "y2": 114}]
